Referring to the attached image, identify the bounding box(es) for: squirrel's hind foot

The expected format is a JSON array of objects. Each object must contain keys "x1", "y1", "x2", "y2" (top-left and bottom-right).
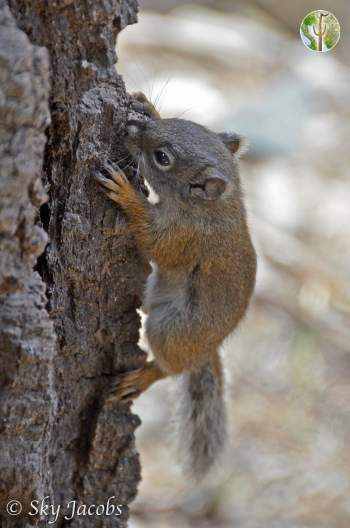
[{"x1": 108, "y1": 361, "x2": 165, "y2": 402}]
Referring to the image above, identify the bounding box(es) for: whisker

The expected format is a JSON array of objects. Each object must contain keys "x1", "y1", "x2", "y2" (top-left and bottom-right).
[
  {"x1": 124, "y1": 160, "x2": 135, "y2": 170},
  {"x1": 137, "y1": 154, "x2": 141, "y2": 177},
  {"x1": 173, "y1": 107, "x2": 194, "y2": 119},
  {"x1": 141, "y1": 153, "x2": 147, "y2": 172},
  {"x1": 149, "y1": 71, "x2": 157, "y2": 109},
  {"x1": 114, "y1": 154, "x2": 132, "y2": 166},
  {"x1": 153, "y1": 76, "x2": 172, "y2": 113}
]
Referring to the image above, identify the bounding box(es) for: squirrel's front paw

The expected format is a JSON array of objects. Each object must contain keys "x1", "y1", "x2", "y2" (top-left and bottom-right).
[{"x1": 95, "y1": 162, "x2": 134, "y2": 208}]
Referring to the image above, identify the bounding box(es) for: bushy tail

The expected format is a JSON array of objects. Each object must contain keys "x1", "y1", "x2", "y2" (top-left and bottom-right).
[{"x1": 174, "y1": 350, "x2": 228, "y2": 480}]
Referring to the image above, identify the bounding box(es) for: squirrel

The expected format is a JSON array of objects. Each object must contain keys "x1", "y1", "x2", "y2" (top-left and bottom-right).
[{"x1": 95, "y1": 92, "x2": 257, "y2": 479}]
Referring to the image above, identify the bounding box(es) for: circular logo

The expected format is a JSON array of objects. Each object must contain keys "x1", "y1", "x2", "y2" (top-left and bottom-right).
[
  {"x1": 6, "y1": 500, "x2": 22, "y2": 516},
  {"x1": 300, "y1": 10, "x2": 340, "y2": 52}
]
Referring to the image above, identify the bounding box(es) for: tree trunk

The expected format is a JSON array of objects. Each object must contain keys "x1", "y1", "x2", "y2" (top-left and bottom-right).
[{"x1": 0, "y1": 0, "x2": 147, "y2": 526}]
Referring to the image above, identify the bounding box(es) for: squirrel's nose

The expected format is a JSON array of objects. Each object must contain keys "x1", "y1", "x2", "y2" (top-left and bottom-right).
[{"x1": 126, "y1": 119, "x2": 146, "y2": 138}]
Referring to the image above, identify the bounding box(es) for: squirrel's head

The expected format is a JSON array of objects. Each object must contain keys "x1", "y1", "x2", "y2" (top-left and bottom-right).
[{"x1": 124, "y1": 118, "x2": 246, "y2": 207}]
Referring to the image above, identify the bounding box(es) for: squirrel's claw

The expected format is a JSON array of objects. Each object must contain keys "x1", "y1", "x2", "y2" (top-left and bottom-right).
[
  {"x1": 102, "y1": 163, "x2": 129, "y2": 185},
  {"x1": 103, "y1": 160, "x2": 122, "y2": 180},
  {"x1": 95, "y1": 172, "x2": 119, "y2": 192},
  {"x1": 95, "y1": 164, "x2": 132, "y2": 207},
  {"x1": 107, "y1": 363, "x2": 163, "y2": 403},
  {"x1": 95, "y1": 172, "x2": 122, "y2": 206}
]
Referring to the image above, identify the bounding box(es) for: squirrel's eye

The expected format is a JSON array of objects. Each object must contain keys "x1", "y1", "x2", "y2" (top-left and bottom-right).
[
  {"x1": 154, "y1": 150, "x2": 170, "y2": 166},
  {"x1": 152, "y1": 148, "x2": 174, "y2": 170}
]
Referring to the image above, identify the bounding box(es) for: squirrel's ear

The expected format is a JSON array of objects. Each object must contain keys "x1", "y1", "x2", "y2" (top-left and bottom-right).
[
  {"x1": 189, "y1": 168, "x2": 226, "y2": 201},
  {"x1": 218, "y1": 132, "x2": 248, "y2": 158}
]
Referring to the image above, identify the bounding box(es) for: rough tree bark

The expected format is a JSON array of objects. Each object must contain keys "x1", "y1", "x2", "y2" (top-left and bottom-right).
[{"x1": 0, "y1": 0, "x2": 147, "y2": 526}]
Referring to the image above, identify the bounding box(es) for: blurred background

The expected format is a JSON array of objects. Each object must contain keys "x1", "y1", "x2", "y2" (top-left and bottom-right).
[{"x1": 117, "y1": 1, "x2": 350, "y2": 527}]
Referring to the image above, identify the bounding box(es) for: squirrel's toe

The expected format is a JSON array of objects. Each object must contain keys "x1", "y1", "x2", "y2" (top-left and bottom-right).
[{"x1": 108, "y1": 370, "x2": 144, "y2": 402}]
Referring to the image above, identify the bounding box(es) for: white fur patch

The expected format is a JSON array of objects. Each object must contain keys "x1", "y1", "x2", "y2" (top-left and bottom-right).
[
  {"x1": 144, "y1": 177, "x2": 160, "y2": 204},
  {"x1": 149, "y1": 260, "x2": 157, "y2": 271}
]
